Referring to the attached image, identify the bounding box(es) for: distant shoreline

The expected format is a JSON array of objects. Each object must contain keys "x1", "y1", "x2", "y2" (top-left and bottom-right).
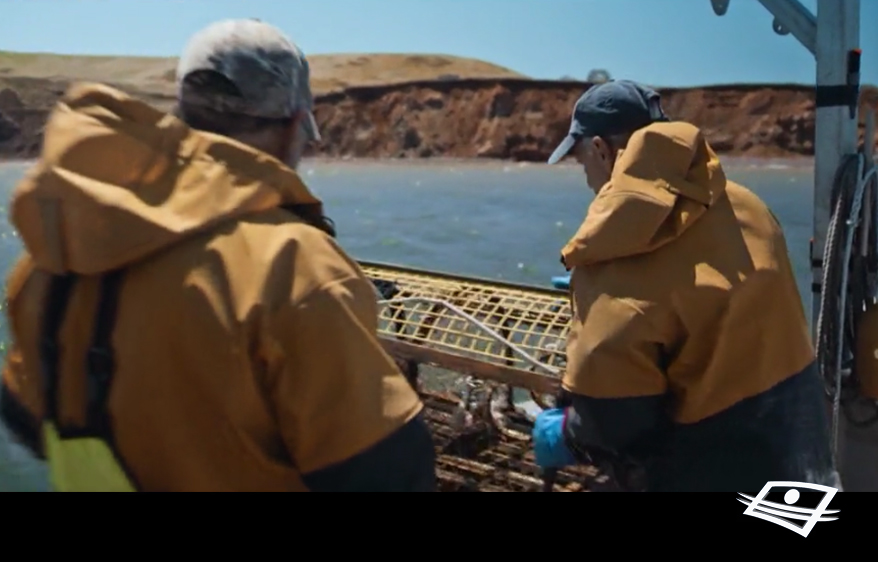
[
  {"x1": 2, "y1": 51, "x2": 876, "y2": 163},
  {"x1": 0, "y1": 154, "x2": 817, "y2": 169}
]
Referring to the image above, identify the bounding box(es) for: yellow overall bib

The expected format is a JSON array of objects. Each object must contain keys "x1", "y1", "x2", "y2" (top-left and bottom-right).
[{"x1": 40, "y1": 270, "x2": 137, "y2": 492}]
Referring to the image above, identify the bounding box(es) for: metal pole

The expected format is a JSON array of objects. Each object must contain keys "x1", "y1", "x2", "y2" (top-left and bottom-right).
[
  {"x1": 756, "y1": 0, "x2": 816, "y2": 55},
  {"x1": 811, "y1": 0, "x2": 877, "y2": 491},
  {"x1": 812, "y1": 0, "x2": 860, "y2": 341}
]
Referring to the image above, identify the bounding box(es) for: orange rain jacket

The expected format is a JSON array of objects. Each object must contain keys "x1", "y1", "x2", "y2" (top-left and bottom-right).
[
  {"x1": 0, "y1": 83, "x2": 431, "y2": 492},
  {"x1": 558, "y1": 121, "x2": 838, "y2": 491}
]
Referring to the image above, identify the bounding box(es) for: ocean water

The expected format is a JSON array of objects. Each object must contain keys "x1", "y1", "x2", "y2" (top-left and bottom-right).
[{"x1": 0, "y1": 157, "x2": 817, "y2": 491}]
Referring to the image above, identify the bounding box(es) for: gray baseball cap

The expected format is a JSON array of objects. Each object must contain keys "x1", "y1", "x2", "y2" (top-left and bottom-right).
[
  {"x1": 176, "y1": 18, "x2": 321, "y2": 142},
  {"x1": 547, "y1": 80, "x2": 668, "y2": 164}
]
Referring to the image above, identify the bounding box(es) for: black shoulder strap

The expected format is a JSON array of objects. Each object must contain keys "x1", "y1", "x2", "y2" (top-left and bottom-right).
[
  {"x1": 40, "y1": 269, "x2": 126, "y2": 437},
  {"x1": 85, "y1": 269, "x2": 125, "y2": 434},
  {"x1": 40, "y1": 273, "x2": 76, "y2": 425}
]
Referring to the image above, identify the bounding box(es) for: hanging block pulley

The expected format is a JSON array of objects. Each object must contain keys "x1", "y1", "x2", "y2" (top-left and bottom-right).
[
  {"x1": 710, "y1": 0, "x2": 730, "y2": 16},
  {"x1": 773, "y1": 17, "x2": 791, "y2": 35}
]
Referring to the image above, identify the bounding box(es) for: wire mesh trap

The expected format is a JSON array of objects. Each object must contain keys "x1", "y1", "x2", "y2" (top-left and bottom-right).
[{"x1": 361, "y1": 260, "x2": 612, "y2": 492}]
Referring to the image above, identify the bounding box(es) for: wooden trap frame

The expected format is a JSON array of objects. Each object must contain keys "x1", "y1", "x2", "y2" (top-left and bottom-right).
[{"x1": 361, "y1": 260, "x2": 611, "y2": 492}]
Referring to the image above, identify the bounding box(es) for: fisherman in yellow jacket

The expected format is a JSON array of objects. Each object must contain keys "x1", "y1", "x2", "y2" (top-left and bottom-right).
[
  {"x1": 0, "y1": 18, "x2": 435, "y2": 492},
  {"x1": 531, "y1": 80, "x2": 840, "y2": 492}
]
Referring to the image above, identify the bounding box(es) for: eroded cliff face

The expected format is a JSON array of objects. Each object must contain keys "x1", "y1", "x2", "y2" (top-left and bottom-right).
[
  {"x1": 1, "y1": 76, "x2": 876, "y2": 161},
  {"x1": 306, "y1": 79, "x2": 878, "y2": 161}
]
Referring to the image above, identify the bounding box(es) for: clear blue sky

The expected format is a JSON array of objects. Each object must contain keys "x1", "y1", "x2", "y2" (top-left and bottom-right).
[{"x1": 2, "y1": 0, "x2": 876, "y2": 87}]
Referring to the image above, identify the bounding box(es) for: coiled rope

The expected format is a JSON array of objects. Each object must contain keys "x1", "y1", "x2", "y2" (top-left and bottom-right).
[{"x1": 816, "y1": 144, "x2": 878, "y2": 462}]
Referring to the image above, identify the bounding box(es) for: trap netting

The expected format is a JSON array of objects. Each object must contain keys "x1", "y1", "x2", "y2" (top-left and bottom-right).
[{"x1": 363, "y1": 261, "x2": 570, "y2": 378}]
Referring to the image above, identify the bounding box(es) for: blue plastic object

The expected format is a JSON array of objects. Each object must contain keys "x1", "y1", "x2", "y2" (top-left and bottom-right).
[
  {"x1": 532, "y1": 408, "x2": 577, "y2": 468},
  {"x1": 551, "y1": 274, "x2": 571, "y2": 290}
]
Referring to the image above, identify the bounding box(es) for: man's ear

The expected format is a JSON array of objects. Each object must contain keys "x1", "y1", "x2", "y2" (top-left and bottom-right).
[
  {"x1": 290, "y1": 111, "x2": 306, "y2": 140},
  {"x1": 591, "y1": 136, "x2": 610, "y2": 162},
  {"x1": 279, "y1": 112, "x2": 304, "y2": 154}
]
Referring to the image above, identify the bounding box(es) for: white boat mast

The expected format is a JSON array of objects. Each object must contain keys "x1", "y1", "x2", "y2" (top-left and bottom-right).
[{"x1": 711, "y1": 0, "x2": 877, "y2": 491}]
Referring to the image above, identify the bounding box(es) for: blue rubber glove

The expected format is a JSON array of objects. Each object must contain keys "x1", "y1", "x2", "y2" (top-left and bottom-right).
[{"x1": 532, "y1": 408, "x2": 577, "y2": 468}]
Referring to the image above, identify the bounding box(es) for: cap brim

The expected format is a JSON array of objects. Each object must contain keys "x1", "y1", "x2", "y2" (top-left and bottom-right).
[
  {"x1": 302, "y1": 110, "x2": 321, "y2": 143},
  {"x1": 547, "y1": 134, "x2": 576, "y2": 165}
]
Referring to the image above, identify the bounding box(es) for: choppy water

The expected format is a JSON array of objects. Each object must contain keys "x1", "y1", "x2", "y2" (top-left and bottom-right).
[{"x1": 0, "y1": 157, "x2": 817, "y2": 491}]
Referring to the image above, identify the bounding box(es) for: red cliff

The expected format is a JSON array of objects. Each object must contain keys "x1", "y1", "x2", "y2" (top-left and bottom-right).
[{"x1": 1, "y1": 76, "x2": 876, "y2": 162}]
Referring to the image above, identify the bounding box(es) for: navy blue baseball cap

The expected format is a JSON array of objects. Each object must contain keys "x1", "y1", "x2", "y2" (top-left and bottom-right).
[{"x1": 547, "y1": 79, "x2": 669, "y2": 164}]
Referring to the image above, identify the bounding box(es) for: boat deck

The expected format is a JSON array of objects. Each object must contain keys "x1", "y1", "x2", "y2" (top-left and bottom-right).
[{"x1": 422, "y1": 390, "x2": 608, "y2": 492}]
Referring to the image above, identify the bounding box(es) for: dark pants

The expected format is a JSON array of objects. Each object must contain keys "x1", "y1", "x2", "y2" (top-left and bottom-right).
[{"x1": 647, "y1": 362, "x2": 838, "y2": 492}]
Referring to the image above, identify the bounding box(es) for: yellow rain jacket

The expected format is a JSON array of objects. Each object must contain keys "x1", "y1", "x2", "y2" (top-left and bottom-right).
[
  {"x1": 559, "y1": 121, "x2": 835, "y2": 491},
  {"x1": 0, "y1": 83, "x2": 423, "y2": 492}
]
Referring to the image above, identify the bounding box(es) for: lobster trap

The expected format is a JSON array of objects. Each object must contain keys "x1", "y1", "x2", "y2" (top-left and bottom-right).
[{"x1": 361, "y1": 261, "x2": 612, "y2": 492}]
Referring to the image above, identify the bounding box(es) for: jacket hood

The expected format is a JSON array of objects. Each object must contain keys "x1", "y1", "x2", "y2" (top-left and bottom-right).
[
  {"x1": 10, "y1": 82, "x2": 323, "y2": 275},
  {"x1": 561, "y1": 121, "x2": 727, "y2": 269}
]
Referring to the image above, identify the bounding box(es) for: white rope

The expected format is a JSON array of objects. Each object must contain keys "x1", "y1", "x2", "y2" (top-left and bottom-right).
[
  {"x1": 375, "y1": 296, "x2": 562, "y2": 377},
  {"x1": 830, "y1": 156, "x2": 867, "y2": 460},
  {"x1": 827, "y1": 155, "x2": 878, "y2": 462}
]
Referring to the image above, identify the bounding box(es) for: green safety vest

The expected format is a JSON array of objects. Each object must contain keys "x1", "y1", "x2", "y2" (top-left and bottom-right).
[{"x1": 39, "y1": 270, "x2": 137, "y2": 492}]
